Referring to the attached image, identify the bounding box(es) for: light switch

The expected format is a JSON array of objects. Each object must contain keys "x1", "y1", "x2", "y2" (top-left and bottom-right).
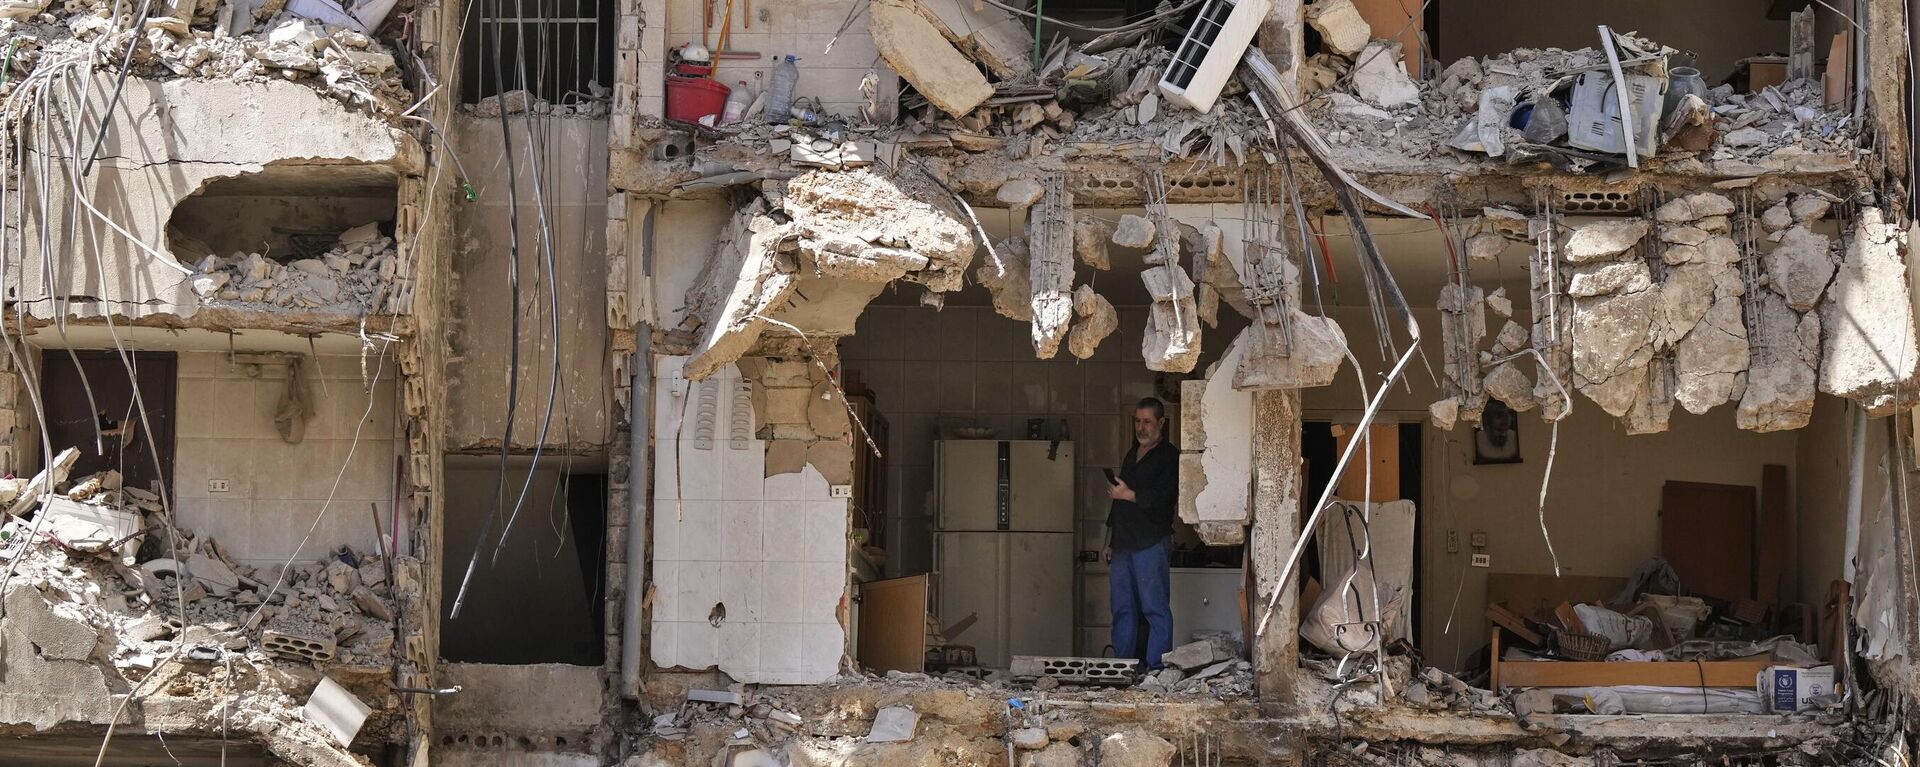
[
  {"x1": 1471, "y1": 553, "x2": 1491, "y2": 568},
  {"x1": 208, "y1": 479, "x2": 231, "y2": 493},
  {"x1": 829, "y1": 484, "x2": 852, "y2": 499}
]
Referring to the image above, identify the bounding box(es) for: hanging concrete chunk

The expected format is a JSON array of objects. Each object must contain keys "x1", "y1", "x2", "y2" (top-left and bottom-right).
[
  {"x1": 1141, "y1": 264, "x2": 1202, "y2": 373},
  {"x1": 1235, "y1": 312, "x2": 1347, "y2": 390},
  {"x1": 996, "y1": 178, "x2": 1044, "y2": 210},
  {"x1": 1028, "y1": 175, "x2": 1074, "y2": 359},
  {"x1": 1789, "y1": 194, "x2": 1833, "y2": 223},
  {"x1": 1570, "y1": 286, "x2": 1659, "y2": 417},
  {"x1": 1483, "y1": 361, "x2": 1538, "y2": 412},
  {"x1": 1304, "y1": 0, "x2": 1371, "y2": 57},
  {"x1": 976, "y1": 236, "x2": 1033, "y2": 321},
  {"x1": 1073, "y1": 214, "x2": 1113, "y2": 270},
  {"x1": 1465, "y1": 231, "x2": 1506, "y2": 262},
  {"x1": 1738, "y1": 292, "x2": 1821, "y2": 432},
  {"x1": 1561, "y1": 219, "x2": 1649, "y2": 263},
  {"x1": 682, "y1": 202, "x2": 799, "y2": 381},
  {"x1": 1764, "y1": 226, "x2": 1835, "y2": 312},
  {"x1": 1673, "y1": 298, "x2": 1750, "y2": 415},
  {"x1": 1112, "y1": 214, "x2": 1155, "y2": 249},
  {"x1": 1068, "y1": 285, "x2": 1117, "y2": 359},
  {"x1": 869, "y1": 2, "x2": 993, "y2": 116},
  {"x1": 1760, "y1": 202, "x2": 1794, "y2": 233},
  {"x1": 1819, "y1": 207, "x2": 1918, "y2": 414}
]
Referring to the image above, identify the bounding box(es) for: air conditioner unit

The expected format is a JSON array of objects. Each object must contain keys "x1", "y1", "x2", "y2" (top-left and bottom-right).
[{"x1": 1157, "y1": 0, "x2": 1273, "y2": 114}]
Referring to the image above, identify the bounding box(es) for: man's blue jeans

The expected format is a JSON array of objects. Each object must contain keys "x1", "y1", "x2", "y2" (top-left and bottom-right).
[{"x1": 1109, "y1": 537, "x2": 1172, "y2": 669}]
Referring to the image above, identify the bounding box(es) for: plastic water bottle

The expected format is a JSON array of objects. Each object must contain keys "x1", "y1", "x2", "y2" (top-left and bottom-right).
[
  {"x1": 721, "y1": 80, "x2": 752, "y2": 125},
  {"x1": 766, "y1": 54, "x2": 799, "y2": 123}
]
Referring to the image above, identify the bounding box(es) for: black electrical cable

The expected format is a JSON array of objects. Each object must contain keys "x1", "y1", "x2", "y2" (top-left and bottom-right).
[
  {"x1": 449, "y1": 0, "x2": 528, "y2": 620},
  {"x1": 78, "y1": 0, "x2": 154, "y2": 178}
]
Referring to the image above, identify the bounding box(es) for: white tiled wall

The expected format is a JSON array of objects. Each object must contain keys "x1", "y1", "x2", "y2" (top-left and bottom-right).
[
  {"x1": 172, "y1": 352, "x2": 398, "y2": 568},
  {"x1": 650, "y1": 356, "x2": 847, "y2": 685}
]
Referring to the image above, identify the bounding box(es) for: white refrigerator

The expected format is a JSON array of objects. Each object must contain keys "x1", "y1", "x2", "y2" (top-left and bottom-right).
[{"x1": 934, "y1": 439, "x2": 1076, "y2": 669}]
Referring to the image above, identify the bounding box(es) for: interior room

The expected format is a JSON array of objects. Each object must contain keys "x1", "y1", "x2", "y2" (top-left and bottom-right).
[{"x1": 835, "y1": 203, "x2": 1250, "y2": 671}]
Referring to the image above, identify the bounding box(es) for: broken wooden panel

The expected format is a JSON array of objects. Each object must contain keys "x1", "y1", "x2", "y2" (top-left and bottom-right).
[
  {"x1": 1028, "y1": 174, "x2": 1073, "y2": 359},
  {"x1": 869, "y1": 1, "x2": 993, "y2": 117},
  {"x1": 1179, "y1": 331, "x2": 1254, "y2": 545}
]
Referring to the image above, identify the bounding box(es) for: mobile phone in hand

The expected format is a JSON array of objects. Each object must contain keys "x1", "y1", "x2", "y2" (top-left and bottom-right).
[{"x1": 1102, "y1": 468, "x2": 1119, "y2": 486}]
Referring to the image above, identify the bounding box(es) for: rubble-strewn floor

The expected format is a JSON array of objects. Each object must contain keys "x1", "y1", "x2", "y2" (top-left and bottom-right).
[
  {"x1": 0, "y1": 461, "x2": 415, "y2": 765},
  {"x1": 187, "y1": 222, "x2": 402, "y2": 315}
]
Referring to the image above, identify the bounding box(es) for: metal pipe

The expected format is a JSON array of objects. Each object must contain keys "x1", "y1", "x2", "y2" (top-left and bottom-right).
[
  {"x1": 621, "y1": 337, "x2": 653, "y2": 698},
  {"x1": 1845, "y1": 401, "x2": 1867, "y2": 583}
]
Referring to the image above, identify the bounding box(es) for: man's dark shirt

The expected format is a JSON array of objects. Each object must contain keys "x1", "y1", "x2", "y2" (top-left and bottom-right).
[{"x1": 1107, "y1": 439, "x2": 1179, "y2": 551}]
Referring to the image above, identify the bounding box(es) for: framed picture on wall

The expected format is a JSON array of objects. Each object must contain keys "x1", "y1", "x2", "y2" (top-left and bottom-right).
[{"x1": 1474, "y1": 399, "x2": 1522, "y2": 465}]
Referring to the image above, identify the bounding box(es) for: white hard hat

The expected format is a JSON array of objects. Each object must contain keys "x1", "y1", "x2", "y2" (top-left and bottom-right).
[{"x1": 679, "y1": 43, "x2": 711, "y2": 63}]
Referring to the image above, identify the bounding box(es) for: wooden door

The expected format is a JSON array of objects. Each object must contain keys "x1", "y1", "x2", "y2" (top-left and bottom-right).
[
  {"x1": 1660, "y1": 481, "x2": 1757, "y2": 602},
  {"x1": 39, "y1": 350, "x2": 176, "y2": 498},
  {"x1": 858, "y1": 574, "x2": 928, "y2": 673}
]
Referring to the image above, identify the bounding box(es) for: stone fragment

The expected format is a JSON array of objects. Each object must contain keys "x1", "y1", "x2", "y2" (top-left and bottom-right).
[
  {"x1": 1562, "y1": 219, "x2": 1649, "y2": 263},
  {"x1": 1764, "y1": 226, "x2": 1835, "y2": 312},
  {"x1": 352, "y1": 585, "x2": 392, "y2": 622},
  {"x1": 1235, "y1": 313, "x2": 1346, "y2": 390},
  {"x1": 1738, "y1": 293, "x2": 1820, "y2": 432},
  {"x1": 1819, "y1": 207, "x2": 1917, "y2": 414},
  {"x1": 1111, "y1": 214, "x2": 1154, "y2": 249},
  {"x1": 1160, "y1": 640, "x2": 1218, "y2": 670},
  {"x1": 1141, "y1": 265, "x2": 1201, "y2": 373},
  {"x1": 1789, "y1": 194, "x2": 1831, "y2": 223},
  {"x1": 1567, "y1": 260, "x2": 1652, "y2": 297},
  {"x1": 1351, "y1": 41, "x2": 1420, "y2": 108},
  {"x1": 1073, "y1": 215, "x2": 1113, "y2": 270},
  {"x1": 1484, "y1": 362, "x2": 1538, "y2": 411},
  {"x1": 1068, "y1": 285, "x2": 1118, "y2": 360},
  {"x1": 1723, "y1": 127, "x2": 1769, "y2": 147},
  {"x1": 1760, "y1": 202, "x2": 1794, "y2": 232},
  {"x1": 1485, "y1": 287, "x2": 1512, "y2": 318},
  {"x1": 868, "y1": 3, "x2": 992, "y2": 116},
  {"x1": 975, "y1": 237, "x2": 1033, "y2": 321},
  {"x1": 1570, "y1": 288, "x2": 1659, "y2": 416},
  {"x1": 996, "y1": 179, "x2": 1043, "y2": 209},
  {"x1": 1655, "y1": 192, "x2": 1736, "y2": 223},
  {"x1": 1660, "y1": 226, "x2": 1711, "y2": 247},
  {"x1": 1673, "y1": 298, "x2": 1749, "y2": 414},
  {"x1": 1012, "y1": 727, "x2": 1049, "y2": 750},
  {"x1": 1428, "y1": 398, "x2": 1460, "y2": 430},
  {"x1": 1304, "y1": 0, "x2": 1371, "y2": 57},
  {"x1": 1465, "y1": 231, "x2": 1505, "y2": 262},
  {"x1": 1491, "y1": 320, "x2": 1530, "y2": 355},
  {"x1": 1101, "y1": 731, "x2": 1176, "y2": 767}
]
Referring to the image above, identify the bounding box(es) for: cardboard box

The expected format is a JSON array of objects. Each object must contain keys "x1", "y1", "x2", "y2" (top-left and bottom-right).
[
  {"x1": 1758, "y1": 665, "x2": 1836, "y2": 712},
  {"x1": 1567, "y1": 69, "x2": 1666, "y2": 158}
]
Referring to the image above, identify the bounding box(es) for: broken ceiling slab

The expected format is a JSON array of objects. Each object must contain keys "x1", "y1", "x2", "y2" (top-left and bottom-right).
[
  {"x1": 682, "y1": 201, "x2": 800, "y2": 381},
  {"x1": 870, "y1": 2, "x2": 994, "y2": 117},
  {"x1": 35, "y1": 498, "x2": 140, "y2": 555},
  {"x1": 889, "y1": 0, "x2": 1033, "y2": 81}
]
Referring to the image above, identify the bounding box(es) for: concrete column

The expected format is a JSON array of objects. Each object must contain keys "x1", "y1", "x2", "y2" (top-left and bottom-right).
[{"x1": 1250, "y1": 389, "x2": 1302, "y2": 712}]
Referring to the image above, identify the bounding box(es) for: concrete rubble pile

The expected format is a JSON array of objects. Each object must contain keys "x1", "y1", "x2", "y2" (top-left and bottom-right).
[
  {"x1": 0, "y1": 449, "x2": 412, "y2": 765},
  {"x1": 0, "y1": 0, "x2": 411, "y2": 114},
  {"x1": 189, "y1": 222, "x2": 400, "y2": 314},
  {"x1": 467, "y1": 87, "x2": 610, "y2": 119},
  {"x1": 1304, "y1": 18, "x2": 1856, "y2": 173}
]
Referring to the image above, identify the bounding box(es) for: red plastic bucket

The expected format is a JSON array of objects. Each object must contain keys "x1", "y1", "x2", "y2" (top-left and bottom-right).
[{"x1": 666, "y1": 76, "x2": 730, "y2": 124}]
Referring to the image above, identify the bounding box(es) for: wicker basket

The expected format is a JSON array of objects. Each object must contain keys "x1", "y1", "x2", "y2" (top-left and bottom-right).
[{"x1": 1555, "y1": 629, "x2": 1610, "y2": 661}]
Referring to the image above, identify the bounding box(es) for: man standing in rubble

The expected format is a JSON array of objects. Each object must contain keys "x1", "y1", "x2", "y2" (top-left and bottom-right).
[{"x1": 1105, "y1": 397, "x2": 1178, "y2": 671}]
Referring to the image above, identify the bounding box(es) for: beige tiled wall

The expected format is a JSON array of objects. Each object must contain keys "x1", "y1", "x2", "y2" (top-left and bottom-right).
[
  {"x1": 173, "y1": 351, "x2": 399, "y2": 568},
  {"x1": 642, "y1": 0, "x2": 899, "y2": 120}
]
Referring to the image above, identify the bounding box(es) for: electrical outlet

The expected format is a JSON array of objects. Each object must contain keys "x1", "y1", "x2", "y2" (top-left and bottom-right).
[
  {"x1": 1446, "y1": 530, "x2": 1460, "y2": 553},
  {"x1": 829, "y1": 484, "x2": 852, "y2": 499},
  {"x1": 1471, "y1": 553, "x2": 1491, "y2": 568},
  {"x1": 1470, "y1": 530, "x2": 1489, "y2": 548},
  {"x1": 208, "y1": 479, "x2": 231, "y2": 493}
]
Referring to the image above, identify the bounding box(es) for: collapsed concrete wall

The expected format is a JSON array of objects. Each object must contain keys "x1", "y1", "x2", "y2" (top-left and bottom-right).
[
  {"x1": 1429, "y1": 194, "x2": 1916, "y2": 434},
  {"x1": 13, "y1": 76, "x2": 412, "y2": 322}
]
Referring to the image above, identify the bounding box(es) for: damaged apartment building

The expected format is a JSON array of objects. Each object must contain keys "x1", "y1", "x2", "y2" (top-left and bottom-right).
[{"x1": 6, "y1": 0, "x2": 1920, "y2": 762}]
